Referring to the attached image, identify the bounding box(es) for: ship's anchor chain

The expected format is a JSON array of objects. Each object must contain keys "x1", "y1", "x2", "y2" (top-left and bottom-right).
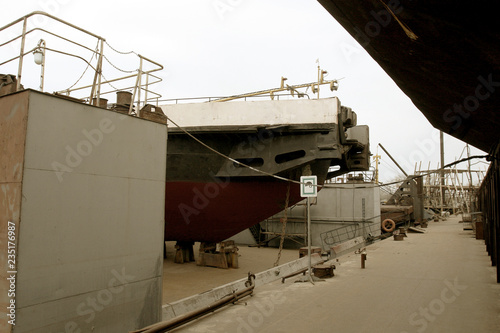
[{"x1": 274, "y1": 182, "x2": 291, "y2": 267}]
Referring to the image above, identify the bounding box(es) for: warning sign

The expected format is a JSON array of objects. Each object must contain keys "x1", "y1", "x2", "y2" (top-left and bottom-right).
[{"x1": 300, "y1": 175, "x2": 317, "y2": 197}]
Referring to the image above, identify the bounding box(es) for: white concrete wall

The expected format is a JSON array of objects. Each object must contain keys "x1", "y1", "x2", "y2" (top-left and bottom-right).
[
  {"x1": 1, "y1": 91, "x2": 167, "y2": 332},
  {"x1": 229, "y1": 229, "x2": 257, "y2": 246},
  {"x1": 265, "y1": 183, "x2": 381, "y2": 250},
  {"x1": 0, "y1": 91, "x2": 29, "y2": 333},
  {"x1": 161, "y1": 97, "x2": 340, "y2": 128}
]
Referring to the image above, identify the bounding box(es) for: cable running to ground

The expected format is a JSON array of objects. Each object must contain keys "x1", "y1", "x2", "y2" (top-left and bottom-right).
[{"x1": 165, "y1": 115, "x2": 490, "y2": 190}]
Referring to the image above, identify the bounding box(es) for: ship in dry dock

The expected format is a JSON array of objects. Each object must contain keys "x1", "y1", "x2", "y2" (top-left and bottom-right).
[
  {"x1": 0, "y1": 11, "x2": 371, "y2": 248},
  {"x1": 2, "y1": 5, "x2": 500, "y2": 332},
  {"x1": 162, "y1": 97, "x2": 371, "y2": 243}
]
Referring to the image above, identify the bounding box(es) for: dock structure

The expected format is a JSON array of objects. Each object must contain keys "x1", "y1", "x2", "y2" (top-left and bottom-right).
[
  {"x1": 1, "y1": 89, "x2": 167, "y2": 332},
  {"x1": 167, "y1": 215, "x2": 500, "y2": 333},
  {"x1": 1, "y1": 8, "x2": 500, "y2": 333},
  {"x1": 477, "y1": 150, "x2": 500, "y2": 283}
]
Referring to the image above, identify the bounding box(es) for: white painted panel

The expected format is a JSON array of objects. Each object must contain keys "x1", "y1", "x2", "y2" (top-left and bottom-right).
[
  {"x1": 17, "y1": 170, "x2": 164, "y2": 305},
  {"x1": 16, "y1": 278, "x2": 161, "y2": 332},
  {"x1": 24, "y1": 93, "x2": 167, "y2": 182},
  {"x1": 161, "y1": 97, "x2": 340, "y2": 128}
]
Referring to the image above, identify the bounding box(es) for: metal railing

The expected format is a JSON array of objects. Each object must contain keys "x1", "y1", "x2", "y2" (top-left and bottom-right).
[
  {"x1": 158, "y1": 93, "x2": 307, "y2": 105},
  {"x1": 326, "y1": 169, "x2": 376, "y2": 184},
  {"x1": 0, "y1": 11, "x2": 163, "y2": 116}
]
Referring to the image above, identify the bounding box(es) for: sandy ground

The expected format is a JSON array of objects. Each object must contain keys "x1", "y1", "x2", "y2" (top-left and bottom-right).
[
  {"x1": 166, "y1": 216, "x2": 500, "y2": 333},
  {"x1": 162, "y1": 241, "x2": 300, "y2": 303}
]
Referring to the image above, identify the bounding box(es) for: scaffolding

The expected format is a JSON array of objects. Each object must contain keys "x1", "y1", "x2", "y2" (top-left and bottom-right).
[{"x1": 415, "y1": 166, "x2": 485, "y2": 214}]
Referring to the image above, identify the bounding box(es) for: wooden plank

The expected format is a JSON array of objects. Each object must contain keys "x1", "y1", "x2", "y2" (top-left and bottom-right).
[
  {"x1": 408, "y1": 227, "x2": 427, "y2": 233},
  {"x1": 331, "y1": 236, "x2": 364, "y2": 256}
]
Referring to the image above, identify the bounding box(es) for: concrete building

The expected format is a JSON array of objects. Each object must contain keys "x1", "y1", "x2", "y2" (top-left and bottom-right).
[{"x1": 1, "y1": 90, "x2": 167, "y2": 332}]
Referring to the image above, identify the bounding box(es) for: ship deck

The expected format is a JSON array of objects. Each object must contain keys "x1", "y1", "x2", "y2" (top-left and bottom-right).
[{"x1": 164, "y1": 215, "x2": 499, "y2": 333}]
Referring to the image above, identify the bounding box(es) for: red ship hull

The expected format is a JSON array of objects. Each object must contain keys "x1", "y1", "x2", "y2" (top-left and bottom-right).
[
  {"x1": 165, "y1": 179, "x2": 304, "y2": 243},
  {"x1": 162, "y1": 99, "x2": 370, "y2": 243}
]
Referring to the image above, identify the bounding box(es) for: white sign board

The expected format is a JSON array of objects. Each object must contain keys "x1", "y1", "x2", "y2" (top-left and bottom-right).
[{"x1": 300, "y1": 175, "x2": 317, "y2": 197}]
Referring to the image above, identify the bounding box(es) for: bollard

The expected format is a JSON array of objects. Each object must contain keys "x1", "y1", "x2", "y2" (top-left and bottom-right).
[{"x1": 361, "y1": 250, "x2": 367, "y2": 269}]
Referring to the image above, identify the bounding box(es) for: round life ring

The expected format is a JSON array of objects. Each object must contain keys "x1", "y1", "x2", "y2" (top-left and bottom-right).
[{"x1": 381, "y1": 219, "x2": 396, "y2": 233}]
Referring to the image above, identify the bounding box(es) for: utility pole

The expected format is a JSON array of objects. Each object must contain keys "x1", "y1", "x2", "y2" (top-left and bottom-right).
[
  {"x1": 466, "y1": 144, "x2": 473, "y2": 213},
  {"x1": 440, "y1": 131, "x2": 445, "y2": 214},
  {"x1": 317, "y1": 61, "x2": 321, "y2": 99},
  {"x1": 373, "y1": 154, "x2": 381, "y2": 183}
]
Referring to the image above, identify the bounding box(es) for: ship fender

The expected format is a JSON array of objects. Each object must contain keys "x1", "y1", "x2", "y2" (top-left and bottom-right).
[{"x1": 381, "y1": 219, "x2": 396, "y2": 233}]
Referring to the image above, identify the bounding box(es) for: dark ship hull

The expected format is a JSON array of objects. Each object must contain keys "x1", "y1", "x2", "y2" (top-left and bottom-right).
[{"x1": 162, "y1": 98, "x2": 370, "y2": 242}]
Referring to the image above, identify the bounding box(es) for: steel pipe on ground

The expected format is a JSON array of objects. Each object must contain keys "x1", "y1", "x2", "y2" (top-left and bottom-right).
[{"x1": 131, "y1": 273, "x2": 256, "y2": 333}]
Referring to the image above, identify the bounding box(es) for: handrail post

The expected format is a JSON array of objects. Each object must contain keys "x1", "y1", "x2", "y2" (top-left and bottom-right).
[
  {"x1": 136, "y1": 57, "x2": 143, "y2": 116},
  {"x1": 96, "y1": 39, "x2": 104, "y2": 105},
  {"x1": 16, "y1": 17, "x2": 28, "y2": 91},
  {"x1": 129, "y1": 57, "x2": 143, "y2": 116},
  {"x1": 144, "y1": 72, "x2": 149, "y2": 105},
  {"x1": 2, "y1": 12, "x2": 162, "y2": 105},
  {"x1": 89, "y1": 38, "x2": 104, "y2": 103}
]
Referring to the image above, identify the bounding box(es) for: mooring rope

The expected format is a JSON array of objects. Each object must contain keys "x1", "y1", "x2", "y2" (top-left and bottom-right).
[{"x1": 274, "y1": 182, "x2": 291, "y2": 267}]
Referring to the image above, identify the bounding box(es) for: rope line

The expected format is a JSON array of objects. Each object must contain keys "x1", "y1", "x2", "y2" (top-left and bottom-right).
[
  {"x1": 378, "y1": 0, "x2": 418, "y2": 40},
  {"x1": 103, "y1": 54, "x2": 137, "y2": 74},
  {"x1": 104, "y1": 40, "x2": 138, "y2": 55},
  {"x1": 166, "y1": 115, "x2": 300, "y2": 184},
  {"x1": 165, "y1": 115, "x2": 489, "y2": 190},
  {"x1": 274, "y1": 182, "x2": 291, "y2": 267},
  {"x1": 63, "y1": 41, "x2": 99, "y2": 91},
  {"x1": 100, "y1": 72, "x2": 121, "y2": 91}
]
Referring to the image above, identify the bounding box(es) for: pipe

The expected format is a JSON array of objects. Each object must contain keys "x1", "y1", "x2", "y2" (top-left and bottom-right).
[
  {"x1": 16, "y1": 17, "x2": 27, "y2": 91},
  {"x1": 140, "y1": 290, "x2": 254, "y2": 333},
  {"x1": 378, "y1": 143, "x2": 408, "y2": 177},
  {"x1": 0, "y1": 11, "x2": 104, "y2": 40},
  {"x1": 131, "y1": 273, "x2": 256, "y2": 333}
]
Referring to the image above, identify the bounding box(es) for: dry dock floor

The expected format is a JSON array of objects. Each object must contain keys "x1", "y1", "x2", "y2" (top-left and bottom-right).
[
  {"x1": 162, "y1": 242, "x2": 299, "y2": 304},
  {"x1": 167, "y1": 216, "x2": 500, "y2": 333}
]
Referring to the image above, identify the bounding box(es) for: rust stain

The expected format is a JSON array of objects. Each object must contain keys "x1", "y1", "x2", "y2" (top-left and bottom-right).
[{"x1": 0, "y1": 91, "x2": 29, "y2": 332}]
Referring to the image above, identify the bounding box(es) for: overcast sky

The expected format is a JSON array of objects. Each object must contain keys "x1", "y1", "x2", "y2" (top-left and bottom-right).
[{"x1": 1, "y1": 0, "x2": 489, "y2": 183}]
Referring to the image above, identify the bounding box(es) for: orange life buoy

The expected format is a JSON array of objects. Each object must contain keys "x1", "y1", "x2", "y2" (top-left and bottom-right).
[{"x1": 381, "y1": 219, "x2": 396, "y2": 233}]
